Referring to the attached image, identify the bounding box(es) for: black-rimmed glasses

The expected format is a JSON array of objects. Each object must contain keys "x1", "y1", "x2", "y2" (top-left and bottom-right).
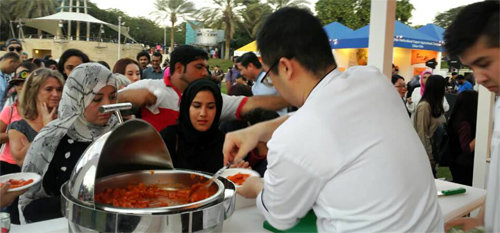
[{"x1": 261, "y1": 59, "x2": 280, "y2": 87}]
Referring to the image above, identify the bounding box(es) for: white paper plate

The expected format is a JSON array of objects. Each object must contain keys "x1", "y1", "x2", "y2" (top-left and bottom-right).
[
  {"x1": 0, "y1": 172, "x2": 41, "y2": 192},
  {"x1": 221, "y1": 168, "x2": 260, "y2": 187}
]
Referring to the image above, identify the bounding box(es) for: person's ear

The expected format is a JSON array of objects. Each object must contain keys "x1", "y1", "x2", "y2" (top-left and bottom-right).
[
  {"x1": 279, "y1": 58, "x2": 294, "y2": 81},
  {"x1": 174, "y1": 62, "x2": 184, "y2": 74}
]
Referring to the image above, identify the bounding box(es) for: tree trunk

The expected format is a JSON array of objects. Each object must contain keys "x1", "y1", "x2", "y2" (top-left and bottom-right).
[
  {"x1": 224, "y1": 20, "x2": 232, "y2": 59},
  {"x1": 170, "y1": 21, "x2": 175, "y2": 53}
]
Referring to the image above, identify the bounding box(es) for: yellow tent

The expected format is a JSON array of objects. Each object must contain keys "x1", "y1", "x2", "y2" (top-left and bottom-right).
[{"x1": 234, "y1": 41, "x2": 260, "y2": 56}]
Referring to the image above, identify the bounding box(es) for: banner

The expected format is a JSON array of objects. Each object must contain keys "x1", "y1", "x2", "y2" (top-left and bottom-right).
[{"x1": 411, "y1": 49, "x2": 438, "y2": 65}]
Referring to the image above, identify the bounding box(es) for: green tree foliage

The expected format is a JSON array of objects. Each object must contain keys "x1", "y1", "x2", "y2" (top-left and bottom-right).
[
  {"x1": 0, "y1": 0, "x2": 58, "y2": 37},
  {"x1": 267, "y1": 0, "x2": 310, "y2": 11},
  {"x1": 433, "y1": 6, "x2": 465, "y2": 29},
  {"x1": 7, "y1": 0, "x2": 58, "y2": 20},
  {"x1": 315, "y1": 0, "x2": 414, "y2": 29},
  {"x1": 238, "y1": 0, "x2": 272, "y2": 39},
  {"x1": 197, "y1": 0, "x2": 245, "y2": 59},
  {"x1": 153, "y1": 0, "x2": 195, "y2": 52}
]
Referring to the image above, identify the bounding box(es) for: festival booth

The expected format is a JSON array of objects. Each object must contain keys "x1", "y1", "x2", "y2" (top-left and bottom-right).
[
  {"x1": 234, "y1": 22, "x2": 353, "y2": 60},
  {"x1": 330, "y1": 21, "x2": 443, "y2": 81},
  {"x1": 416, "y1": 23, "x2": 445, "y2": 42},
  {"x1": 234, "y1": 41, "x2": 259, "y2": 57}
]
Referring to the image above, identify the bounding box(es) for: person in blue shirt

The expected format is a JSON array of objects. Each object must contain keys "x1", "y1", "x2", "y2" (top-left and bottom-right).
[
  {"x1": 0, "y1": 52, "x2": 21, "y2": 109},
  {"x1": 456, "y1": 75, "x2": 474, "y2": 93}
]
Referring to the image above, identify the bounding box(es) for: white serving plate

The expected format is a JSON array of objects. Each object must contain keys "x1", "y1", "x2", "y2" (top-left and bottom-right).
[{"x1": 0, "y1": 172, "x2": 41, "y2": 192}]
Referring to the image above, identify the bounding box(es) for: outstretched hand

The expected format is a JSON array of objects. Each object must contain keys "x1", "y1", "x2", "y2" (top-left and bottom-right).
[{"x1": 223, "y1": 127, "x2": 260, "y2": 165}]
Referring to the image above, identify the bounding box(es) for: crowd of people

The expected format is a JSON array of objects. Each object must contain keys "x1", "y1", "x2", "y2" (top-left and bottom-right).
[{"x1": 0, "y1": 1, "x2": 498, "y2": 232}]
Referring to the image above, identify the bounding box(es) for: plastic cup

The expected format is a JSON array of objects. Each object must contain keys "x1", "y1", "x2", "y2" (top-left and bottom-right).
[{"x1": 0, "y1": 212, "x2": 10, "y2": 233}]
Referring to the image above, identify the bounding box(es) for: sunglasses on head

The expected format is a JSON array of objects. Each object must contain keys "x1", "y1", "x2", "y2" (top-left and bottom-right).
[
  {"x1": 16, "y1": 70, "x2": 30, "y2": 80},
  {"x1": 8, "y1": 47, "x2": 22, "y2": 52}
]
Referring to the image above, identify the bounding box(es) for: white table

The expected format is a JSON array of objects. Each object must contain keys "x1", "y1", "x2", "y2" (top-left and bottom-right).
[
  {"x1": 10, "y1": 180, "x2": 487, "y2": 232},
  {"x1": 435, "y1": 179, "x2": 487, "y2": 222}
]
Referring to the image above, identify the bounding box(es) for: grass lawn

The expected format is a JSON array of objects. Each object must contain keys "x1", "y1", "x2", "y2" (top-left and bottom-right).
[
  {"x1": 437, "y1": 166, "x2": 452, "y2": 181},
  {"x1": 220, "y1": 80, "x2": 227, "y2": 94}
]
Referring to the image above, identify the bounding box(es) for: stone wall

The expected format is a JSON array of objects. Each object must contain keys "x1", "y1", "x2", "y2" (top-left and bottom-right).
[{"x1": 20, "y1": 39, "x2": 143, "y2": 68}]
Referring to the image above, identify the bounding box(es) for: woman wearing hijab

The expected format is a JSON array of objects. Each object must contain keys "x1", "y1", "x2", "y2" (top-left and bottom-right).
[
  {"x1": 407, "y1": 70, "x2": 450, "y2": 118},
  {"x1": 19, "y1": 63, "x2": 119, "y2": 223},
  {"x1": 160, "y1": 79, "x2": 225, "y2": 173},
  {"x1": 413, "y1": 75, "x2": 447, "y2": 177}
]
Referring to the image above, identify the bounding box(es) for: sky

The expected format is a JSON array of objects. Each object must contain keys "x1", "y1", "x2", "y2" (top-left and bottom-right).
[{"x1": 92, "y1": 0, "x2": 482, "y2": 27}]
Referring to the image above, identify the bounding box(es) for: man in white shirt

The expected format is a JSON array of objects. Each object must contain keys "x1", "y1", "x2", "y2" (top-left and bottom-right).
[
  {"x1": 223, "y1": 7, "x2": 443, "y2": 232},
  {"x1": 236, "y1": 52, "x2": 287, "y2": 115},
  {"x1": 443, "y1": 1, "x2": 499, "y2": 232}
]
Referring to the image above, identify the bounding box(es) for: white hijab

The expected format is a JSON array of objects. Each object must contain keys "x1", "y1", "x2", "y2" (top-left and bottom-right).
[{"x1": 19, "y1": 63, "x2": 119, "y2": 220}]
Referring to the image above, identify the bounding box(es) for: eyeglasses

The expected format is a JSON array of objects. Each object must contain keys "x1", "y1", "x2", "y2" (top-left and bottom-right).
[
  {"x1": 261, "y1": 60, "x2": 280, "y2": 87},
  {"x1": 394, "y1": 85, "x2": 407, "y2": 89},
  {"x1": 8, "y1": 47, "x2": 22, "y2": 52}
]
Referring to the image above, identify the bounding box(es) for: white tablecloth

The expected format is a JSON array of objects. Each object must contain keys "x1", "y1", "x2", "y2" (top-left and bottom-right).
[{"x1": 10, "y1": 179, "x2": 487, "y2": 232}]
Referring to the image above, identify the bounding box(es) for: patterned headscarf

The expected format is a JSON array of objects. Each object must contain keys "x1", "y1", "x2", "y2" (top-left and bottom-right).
[{"x1": 19, "y1": 63, "x2": 119, "y2": 219}]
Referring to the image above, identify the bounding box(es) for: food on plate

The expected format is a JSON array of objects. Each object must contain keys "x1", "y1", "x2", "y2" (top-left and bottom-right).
[
  {"x1": 227, "y1": 173, "x2": 250, "y2": 185},
  {"x1": 95, "y1": 182, "x2": 216, "y2": 208},
  {"x1": 0, "y1": 178, "x2": 34, "y2": 189}
]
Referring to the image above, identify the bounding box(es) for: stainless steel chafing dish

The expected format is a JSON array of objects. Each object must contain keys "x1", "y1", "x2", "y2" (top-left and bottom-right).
[{"x1": 61, "y1": 107, "x2": 236, "y2": 233}]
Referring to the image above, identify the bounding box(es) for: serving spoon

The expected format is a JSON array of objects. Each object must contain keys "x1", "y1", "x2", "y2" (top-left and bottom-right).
[{"x1": 188, "y1": 162, "x2": 233, "y2": 200}]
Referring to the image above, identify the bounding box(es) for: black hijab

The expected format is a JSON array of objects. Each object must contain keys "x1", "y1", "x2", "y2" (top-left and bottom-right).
[{"x1": 161, "y1": 79, "x2": 225, "y2": 173}]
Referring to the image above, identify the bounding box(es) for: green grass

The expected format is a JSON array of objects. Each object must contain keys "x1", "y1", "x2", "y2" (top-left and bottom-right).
[
  {"x1": 437, "y1": 166, "x2": 452, "y2": 181},
  {"x1": 208, "y1": 58, "x2": 233, "y2": 71},
  {"x1": 220, "y1": 80, "x2": 227, "y2": 94}
]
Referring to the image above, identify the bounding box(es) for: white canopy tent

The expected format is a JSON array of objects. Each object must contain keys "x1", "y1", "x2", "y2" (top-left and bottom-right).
[{"x1": 20, "y1": 12, "x2": 136, "y2": 42}]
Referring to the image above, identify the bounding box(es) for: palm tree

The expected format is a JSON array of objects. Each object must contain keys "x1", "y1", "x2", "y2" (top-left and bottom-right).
[
  {"x1": 153, "y1": 0, "x2": 196, "y2": 53},
  {"x1": 239, "y1": 2, "x2": 272, "y2": 39},
  {"x1": 267, "y1": 0, "x2": 309, "y2": 11},
  {"x1": 8, "y1": 0, "x2": 58, "y2": 36},
  {"x1": 0, "y1": 0, "x2": 12, "y2": 25},
  {"x1": 9, "y1": 0, "x2": 58, "y2": 19},
  {"x1": 197, "y1": 0, "x2": 244, "y2": 59}
]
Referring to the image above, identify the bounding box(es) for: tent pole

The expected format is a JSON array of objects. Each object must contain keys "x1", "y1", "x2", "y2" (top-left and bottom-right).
[
  {"x1": 9, "y1": 21, "x2": 16, "y2": 39},
  {"x1": 84, "y1": 0, "x2": 89, "y2": 41},
  {"x1": 76, "y1": 0, "x2": 80, "y2": 40},
  {"x1": 68, "y1": 0, "x2": 73, "y2": 40}
]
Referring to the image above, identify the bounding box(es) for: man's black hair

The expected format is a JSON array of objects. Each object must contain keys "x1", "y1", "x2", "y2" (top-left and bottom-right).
[
  {"x1": 256, "y1": 7, "x2": 335, "y2": 77},
  {"x1": 456, "y1": 74, "x2": 465, "y2": 80},
  {"x1": 0, "y1": 52, "x2": 20, "y2": 61},
  {"x1": 136, "y1": 50, "x2": 150, "y2": 62},
  {"x1": 97, "y1": 60, "x2": 111, "y2": 70},
  {"x1": 444, "y1": 1, "x2": 499, "y2": 57},
  {"x1": 169, "y1": 45, "x2": 209, "y2": 73},
  {"x1": 43, "y1": 59, "x2": 58, "y2": 68},
  {"x1": 391, "y1": 74, "x2": 405, "y2": 85},
  {"x1": 238, "y1": 52, "x2": 262, "y2": 69},
  {"x1": 152, "y1": 52, "x2": 163, "y2": 61},
  {"x1": 57, "y1": 48, "x2": 90, "y2": 77},
  {"x1": 451, "y1": 72, "x2": 458, "y2": 76}
]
